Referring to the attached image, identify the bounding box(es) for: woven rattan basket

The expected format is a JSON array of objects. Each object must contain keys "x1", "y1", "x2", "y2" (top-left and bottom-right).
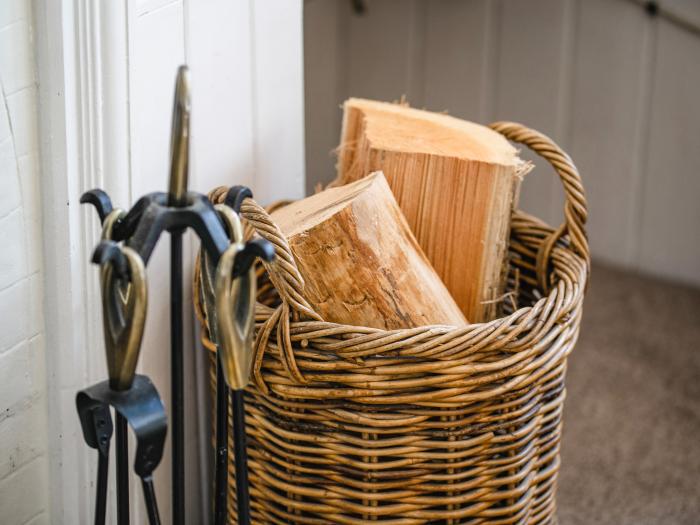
[{"x1": 195, "y1": 122, "x2": 589, "y2": 524}]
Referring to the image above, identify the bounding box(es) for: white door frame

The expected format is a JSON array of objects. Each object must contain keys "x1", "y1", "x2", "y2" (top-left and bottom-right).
[{"x1": 34, "y1": 1, "x2": 304, "y2": 522}]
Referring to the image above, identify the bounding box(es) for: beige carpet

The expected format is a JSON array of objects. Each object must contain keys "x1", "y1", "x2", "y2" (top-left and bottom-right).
[{"x1": 557, "y1": 263, "x2": 700, "y2": 524}]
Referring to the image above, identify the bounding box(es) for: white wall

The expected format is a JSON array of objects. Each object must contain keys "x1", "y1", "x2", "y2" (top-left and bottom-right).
[
  {"x1": 0, "y1": 0, "x2": 50, "y2": 523},
  {"x1": 304, "y1": 0, "x2": 700, "y2": 287},
  {"x1": 31, "y1": 0, "x2": 305, "y2": 523}
]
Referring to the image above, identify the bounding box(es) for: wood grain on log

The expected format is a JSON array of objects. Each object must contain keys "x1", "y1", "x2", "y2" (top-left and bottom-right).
[{"x1": 271, "y1": 172, "x2": 467, "y2": 329}]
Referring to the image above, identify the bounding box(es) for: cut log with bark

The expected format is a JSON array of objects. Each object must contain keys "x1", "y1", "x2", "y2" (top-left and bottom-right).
[
  {"x1": 335, "y1": 98, "x2": 530, "y2": 322},
  {"x1": 270, "y1": 172, "x2": 467, "y2": 330}
]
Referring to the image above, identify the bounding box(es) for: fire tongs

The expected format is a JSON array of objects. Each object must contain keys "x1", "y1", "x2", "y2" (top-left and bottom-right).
[
  {"x1": 76, "y1": 223, "x2": 166, "y2": 525},
  {"x1": 199, "y1": 189, "x2": 259, "y2": 524}
]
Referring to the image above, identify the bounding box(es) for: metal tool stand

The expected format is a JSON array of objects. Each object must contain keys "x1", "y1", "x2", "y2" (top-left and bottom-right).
[{"x1": 78, "y1": 65, "x2": 274, "y2": 525}]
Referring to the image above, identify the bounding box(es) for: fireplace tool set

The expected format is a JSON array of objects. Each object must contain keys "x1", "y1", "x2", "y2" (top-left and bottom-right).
[{"x1": 76, "y1": 66, "x2": 274, "y2": 524}]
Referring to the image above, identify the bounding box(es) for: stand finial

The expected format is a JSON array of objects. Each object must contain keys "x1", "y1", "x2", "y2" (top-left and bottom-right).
[{"x1": 169, "y1": 65, "x2": 191, "y2": 207}]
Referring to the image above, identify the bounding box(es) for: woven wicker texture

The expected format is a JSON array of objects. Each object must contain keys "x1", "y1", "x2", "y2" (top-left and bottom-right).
[{"x1": 195, "y1": 122, "x2": 589, "y2": 524}]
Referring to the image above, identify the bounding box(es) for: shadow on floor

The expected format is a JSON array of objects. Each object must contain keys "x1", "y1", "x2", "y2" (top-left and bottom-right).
[{"x1": 557, "y1": 263, "x2": 700, "y2": 524}]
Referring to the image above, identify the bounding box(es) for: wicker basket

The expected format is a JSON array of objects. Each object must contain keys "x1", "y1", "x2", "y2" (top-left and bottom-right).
[{"x1": 195, "y1": 122, "x2": 589, "y2": 524}]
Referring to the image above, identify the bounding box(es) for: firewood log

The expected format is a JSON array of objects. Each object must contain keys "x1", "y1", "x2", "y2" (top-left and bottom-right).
[
  {"x1": 336, "y1": 98, "x2": 530, "y2": 322},
  {"x1": 270, "y1": 172, "x2": 467, "y2": 329}
]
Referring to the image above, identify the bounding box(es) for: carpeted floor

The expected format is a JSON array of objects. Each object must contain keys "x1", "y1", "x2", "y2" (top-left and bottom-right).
[{"x1": 557, "y1": 263, "x2": 700, "y2": 524}]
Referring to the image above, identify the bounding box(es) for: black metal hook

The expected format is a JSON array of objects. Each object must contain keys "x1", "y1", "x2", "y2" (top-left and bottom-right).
[
  {"x1": 222, "y1": 185, "x2": 275, "y2": 275},
  {"x1": 112, "y1": 193, "x2": 161, "y2": 242},
  {"x1": 77, "y1": 403, "x2": 113, "y2": 525},
  {"x1": 77, "y1": 375, "x2": 167, "y2": 525},
  {"x1": 92, "y1": 240, "x2": 130, "y2": 281},
  {"x1": 233, "y1": 238, "x2": 275, "y2": 278},
  {"x1": 81, "y1": 189, "x2": 114, "y2": 224},
  {"x1": 224, "y1": 185, "x2": 253, "y2": 214}
]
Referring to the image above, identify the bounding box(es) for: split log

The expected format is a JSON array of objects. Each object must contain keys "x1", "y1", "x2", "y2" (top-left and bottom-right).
[
  {"x1": 270, "y1": 172, "x2": 467, "y2": 330},
  {"x1": 336, "y1": 98, "x2": 530, "y2": 322}
]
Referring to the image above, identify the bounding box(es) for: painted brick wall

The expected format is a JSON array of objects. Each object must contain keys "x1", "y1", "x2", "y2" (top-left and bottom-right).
[{"x1": 0, "y1": 1, "x2": 50, "y2": 523}]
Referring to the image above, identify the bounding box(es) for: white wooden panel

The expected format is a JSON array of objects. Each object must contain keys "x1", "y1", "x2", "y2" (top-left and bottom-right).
[
  {"x1": 35, "y1": 0, "x2": 106, "y2": 520},
  {"x1": 99, "y1": 1, "x2": 131, "y2": 207},
  {"x1": 184, "y1": 0, "x2": 256, "y2": 517},
  {"x1": 494, "y1": 0, "x2": 574, "y2": 226},
  {"x1": 36, "y1": 0, "x2": 307, "y2": 521},
  {"x1": 251, "y1": 0, "x2": 306, "y2": 203},
  {"x1": 422, "y1": 0, "x2": 490, "y2": 121},
  {"x1": 405, "y1": 0, "x2": 426, "y2": 106},
  {"x1": 568, "y1": 0, "x2": 649, "y2": 267},
  {"x1": 638, "y1": 18, "x2": 700, "y2": 286},
  {"x1": 660, "y1": 0, "x2": 700, "y2": 29},
  {"x1": 129, "y1": 3, "x2": 186, "y2": 197},
  {"x1": 304, "y1": 0, "x2": 343, "y2": 193},
  {"x1": 303, "y1": 0, "x2": 700, "y2": 285},
  {"x1": 304, "y1": 0, "x2": 426, "y2": 190},
  {"x1": 345, "y1": 0, "x2": 422, "y2": 102},
  {"x1": 187, "y1": 0, "x2": 255, "y2": 194},
  {"x1": 128, "y1": 2, "x2": 187, "y2": 523}
]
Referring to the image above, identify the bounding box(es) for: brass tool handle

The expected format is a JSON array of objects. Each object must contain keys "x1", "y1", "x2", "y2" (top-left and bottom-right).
[
  {"x1": 168, "y1": 65, "x2": 191, "y2": 207},
  {"x1": 96, "y1": 243, "x2": 148, "y2": 391},
  {"x1": 213, "y1": 207, "x2": 256, "y2": 390}
]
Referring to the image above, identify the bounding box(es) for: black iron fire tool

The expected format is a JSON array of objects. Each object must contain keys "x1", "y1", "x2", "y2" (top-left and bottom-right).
[
  {"x1": 97, "y1": 240, "x2": 146, "y2": 525},
  {"x1": 77, "y1": 375, "x2": 167, "y2": 525},
  {"x1": 214, "y1": 199, "x2": 257, "y2": 525},
  {"x1": 77, "y1": 402, "x2": 112, "y2": 525},
  {"x1": 77, "y1": 239, "x2": 166, "y2": 525},
  {"x1": 81, "y1": 66, "x2": 275, "y2": 524},
  {"x1": 199, "y1": 186, "x2": 264, "y2": 525},
  {"x1": 168, "y1": 64, "x2": 190, "y2": 525}
]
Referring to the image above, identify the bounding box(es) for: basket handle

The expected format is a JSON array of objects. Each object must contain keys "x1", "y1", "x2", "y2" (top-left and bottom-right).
[
  {"x1": 207, "y1": 191, "x2": 322, "y2": 321},
  {"x1": 490, "y1": 122, "x2": 590, "y2": 290}
]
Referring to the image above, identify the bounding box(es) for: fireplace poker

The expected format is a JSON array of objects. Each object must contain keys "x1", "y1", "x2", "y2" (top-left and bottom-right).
[{"x1": 168, "y1": 65, "x2": 190, "y2": 525}]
